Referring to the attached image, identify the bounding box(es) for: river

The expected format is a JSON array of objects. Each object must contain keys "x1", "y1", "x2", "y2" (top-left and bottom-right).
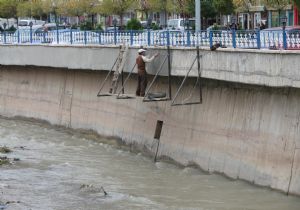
[{"x1": 0, "y1": 118, "x2": 299, "y2": 210}]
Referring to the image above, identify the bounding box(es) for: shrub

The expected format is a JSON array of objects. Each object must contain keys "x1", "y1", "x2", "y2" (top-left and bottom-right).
[
  {"x1": 151, "y1": 23, "x2": 159, "y2": 30},
  {"x1": 95, "y1": 24, "x2": 103, "y2": 31},
  {"x1": 80, "y1": 21, "x2": 93, "y2": 30},
  {"x1": 126, "y1": 18, "x2": 142, "y2": 30},
  {"x1": 6, "y1": 25, "x2": 16, "y2": 32},
  {"x1": 71, "y1": 24, "x2": 78, "y2": 29}
]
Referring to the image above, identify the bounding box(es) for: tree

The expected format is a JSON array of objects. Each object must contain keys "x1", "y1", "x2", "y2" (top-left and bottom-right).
[
  {"x1": 139, "y1": 0, "x2": 151, "y2": 19},
  {"x1": 172, "y1": 0, "x2": 193, "y2": 18},
  {"x1": 185, "y1": 0, "x2": 216, "y2": 18},
  {"x1": 263, "y1": 0, "x2": 291, "y2": 25},
  {"x1": 295, "y1": 0, "x2": 300, "y2": 10},
  {"x1": 213, "y1": 0, "x2": 235, "y2": 16},
  {"x1": 213, "y1": 0, "x2": 234, "y2": 24},
  {"x1": 56, "y1": 0, "x2": 85, "y2": 24},
  {"x1": 100, "y1": 0, "x2": 135, "y2": 27},
  {"x1": 0, "y1": 0, "x2": 18, "y2": 19},
  {"x1": 17, "y1": 1, "x2": 32, "y2": 18},
  {"x1": 202, "y1": 0, "x2": 217, "y2": 19}
]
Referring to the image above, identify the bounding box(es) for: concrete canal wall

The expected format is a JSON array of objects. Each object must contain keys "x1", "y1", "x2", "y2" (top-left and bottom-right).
[
  {"x1": 1, "y1": 45, "x2": 300, "y2": 88},
  {"x1": 0, "y1": 45, "x2": 299, "y2": 196}
]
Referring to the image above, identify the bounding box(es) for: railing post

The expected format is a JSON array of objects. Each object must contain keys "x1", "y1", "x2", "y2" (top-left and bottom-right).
[
  {"x1": 30, "y1": 28, "x2": 33, "y2": 44},
  {"x1": 130, "y1": 30, "x2": 133, "y2": 46},
  {"x1": 70, "y1": 29, "x2": 73, "y2": 44},
  {"x1": 232, "y1": 29, "x2": 236, "y2": 48},
  {"x1": 17, "y1": 30, "x2": 20, "y2": 43},
  {"x1": 98, "y1": 30, "x2": 101, "y2": 45},
  {"x1": 114, "y1": 27, "x2": 117, "y2": 45},
  {"x1": 209, "y1": 30, "x2": 213, "y2": 48},
  {"x1": 147, "y1": 29, "x2": 151, "y2": 46},
  {"x1": 43, "y1": 31, "x2": 46, "y2": 43},
  {"x1": 187, "y1": 30, "x2": 191, "y2": 46},
  {"x1": 3, "y1": 31, "x2": 6, "y2": 44},
  {"x1": 84, "y1": 30, "x2": 87, "y2": 45},
  {"x1": 56, "y1": 26, "x2": 59, "y2": 44},
  {"x1": 167, "y1": 30, "x2": 170, "y2": 46},
  {"x1": 256, "y1": 29, "x2": 261, "y2": 49},
  {"x1": 283, "y1": 29, "x2": 287, "y2": 50}
]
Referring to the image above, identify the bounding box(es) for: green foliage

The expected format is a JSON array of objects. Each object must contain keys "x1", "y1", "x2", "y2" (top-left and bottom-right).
[
  {"x1": 151, "y1": 23, "x2": 160, "y2": 30},
  {"x1": 212, "y1": 23, "x2": 220, "y2": 30},
  {"x1": 295, "y1": 0, "x2": 300, "y2": 10},
  {"x1": 17, "y1": 1, "x2": 31, "y2": 18},
  {"x1": 0, "y1": 0, "x2": 18, "y2": 18},
  {"x1": 71, "y1": 24, "x2": 78, "y2": 29},
  {"x1": 95, "y1": 24, "x2": 103, "y2": 31},
  {"x1": 202, "y1": 0, "x2": 218, "y2": 18},
  {"x1": 213, "y1": 0, "x2": 235, "y2": 15},
  {"x1": 126, "y1": 18, "x2": 142, "y2": 30},
  {"x1": 185, "y1": 0, "x2": 231, "y2": 18},
  {"x1": 6, "y1": 25, "x2": 16, "y2": 32},
  {"x1": 263, "y1": 0, "x2": 291, "y2": 10},
  {"x1": 100, "y1": 0, "x2": 135, "y2": 26},
  {"x1": 80, "y1": 21, "x2": 93, "y2": 30}
]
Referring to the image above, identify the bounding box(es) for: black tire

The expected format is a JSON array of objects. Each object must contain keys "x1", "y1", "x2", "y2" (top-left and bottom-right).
[{"x1": 147, "y1": 92, "x2": 166, "y2": 99}]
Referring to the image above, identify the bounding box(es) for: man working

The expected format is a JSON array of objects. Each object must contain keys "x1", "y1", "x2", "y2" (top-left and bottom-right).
[{"x1": 136, "y1": 49, "x2": 159, "y2": 97}]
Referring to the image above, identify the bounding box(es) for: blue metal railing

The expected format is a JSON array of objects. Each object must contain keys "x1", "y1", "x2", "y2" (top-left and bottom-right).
[{"x1": 0, "y1": 29, "x2": 299, "y2": 50}]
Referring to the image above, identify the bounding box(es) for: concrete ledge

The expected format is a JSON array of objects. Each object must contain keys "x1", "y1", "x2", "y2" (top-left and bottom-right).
[{"x1": 0, "y1": 44, "x2": 300, "y2": 88}]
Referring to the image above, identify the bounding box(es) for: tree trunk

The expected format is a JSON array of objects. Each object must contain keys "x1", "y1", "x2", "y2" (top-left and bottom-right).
[
  {"x1": 164, "y1": 10, "x2": 167, "y2": 28},
  {"x1": 120, "y1": 14, "x2": 123, "y2": 29},
  {"x1": 278, "y1": 9, "x2": 281, "y2": 27},
  {"x1": 145, "y1": 11, "x2": 149, "y2": 20}
]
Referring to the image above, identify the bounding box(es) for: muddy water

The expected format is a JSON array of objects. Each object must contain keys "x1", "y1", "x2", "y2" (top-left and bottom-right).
[{"x1": 0, "y1": 118, "x2": 299, "y2": 210}]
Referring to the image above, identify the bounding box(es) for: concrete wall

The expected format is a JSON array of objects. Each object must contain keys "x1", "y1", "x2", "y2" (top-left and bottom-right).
[
  {"x1": 1, "y1": 45, "x2": 300, "y2": 88},
  {"x1": 0, "y1": 65, "x2": 299, "y2": 196}
]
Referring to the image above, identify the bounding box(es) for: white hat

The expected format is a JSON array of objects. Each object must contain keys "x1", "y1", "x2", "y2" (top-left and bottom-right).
[{"x1": 138, "y1": 49, "x2": 146, "y2": 53}]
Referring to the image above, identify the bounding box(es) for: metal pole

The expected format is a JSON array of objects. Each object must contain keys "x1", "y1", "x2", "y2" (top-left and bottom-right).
[
  {"x1": 167, "y1": 46, "x2": 172, "y2": 99},
  {"x1": 154, "y1": 120, "x2": 163, "y2": 162},
  {"x1": 195, "y1": 0, "x2": 201, "y2": 31},
  {"x1": 197, "y1": 46, "x2": 202, "y2": 103}
]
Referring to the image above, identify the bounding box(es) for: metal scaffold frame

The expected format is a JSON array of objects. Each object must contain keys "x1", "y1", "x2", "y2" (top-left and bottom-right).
[
  {"x1": 171, "y1": 46, "x2": 203, "y2": 106},
  {"x1": 143, "y1": 46, "x2": 172, "y2": 102},
  {"x1": 116, "y1": 63, "x2": 137, "y2": 99}
]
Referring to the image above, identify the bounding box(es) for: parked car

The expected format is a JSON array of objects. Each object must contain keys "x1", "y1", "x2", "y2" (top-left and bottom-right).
[
  {"x1": 18, "y1": 19, "x2": 45, "y2": 27},
  {"x1": 167, "y1": 19, "x2": 195, "y2": 31}
]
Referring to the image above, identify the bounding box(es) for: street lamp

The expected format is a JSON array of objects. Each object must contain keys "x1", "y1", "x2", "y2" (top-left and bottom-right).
[
  {"x1": 113, "y1": 18, "x2": 118, "y2": 45},
  {"x1": 113, "y1": 18, "x2": 118, "y2": 30},
  {"x1": 147, "y1": 17, "x2": 152, "y2": 30},
  {"x1": 90, "y1": 2, "x2": 95, "y2": 30},
  {"x1": 185, "y1": 19, "x2": 190, "y2": 31},
  {"x1": 281, "y1": 16, "x2": 287, "y2": 30}
]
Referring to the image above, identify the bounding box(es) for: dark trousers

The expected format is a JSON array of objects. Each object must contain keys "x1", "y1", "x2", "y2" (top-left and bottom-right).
[{"x1": 136, "y1": 71, "x2": 147, "y2": 97}]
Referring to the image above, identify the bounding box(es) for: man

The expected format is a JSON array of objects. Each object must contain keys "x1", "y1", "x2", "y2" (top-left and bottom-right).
[{"x1": 136, "y1": 49, "x2": 159, "y2": 97}]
